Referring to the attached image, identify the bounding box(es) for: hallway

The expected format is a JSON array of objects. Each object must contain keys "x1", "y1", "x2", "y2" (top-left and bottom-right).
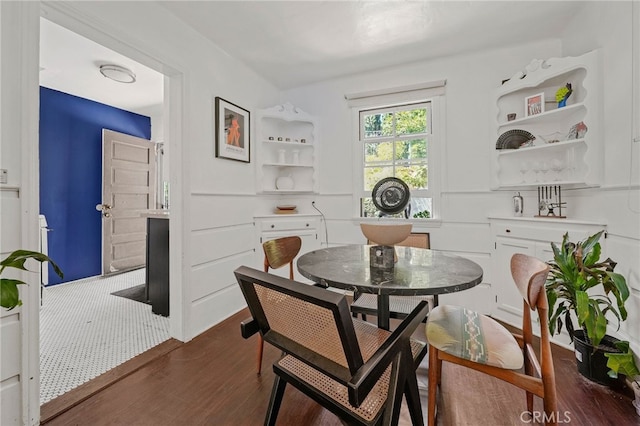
[{"x1": 40, "y1": 269, "x2": 170, "y2": 404}]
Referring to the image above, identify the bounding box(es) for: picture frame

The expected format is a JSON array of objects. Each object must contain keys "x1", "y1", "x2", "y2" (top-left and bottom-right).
[
  {"x1": 215, "y1": 97, "x2": 250, "y2": 163},
  {"x1": 525, "y1": 92, "x2": 545, "y2": 117}
]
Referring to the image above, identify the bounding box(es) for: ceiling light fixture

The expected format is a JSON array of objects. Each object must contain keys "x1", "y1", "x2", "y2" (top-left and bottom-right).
[{"x1": 99, "y1": 64, "x2": 136, "y2": 83}]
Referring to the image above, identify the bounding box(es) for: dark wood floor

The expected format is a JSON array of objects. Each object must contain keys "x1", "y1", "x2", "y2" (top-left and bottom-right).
[{"x1": 42, "y1": 309, "x2": 638, "y2": 425}]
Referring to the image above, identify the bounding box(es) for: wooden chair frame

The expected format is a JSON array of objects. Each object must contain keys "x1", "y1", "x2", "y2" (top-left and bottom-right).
[
  {"x1": 241, "y1": 236, "x2": 301, "y2": 375},
  {"x1": 427, "y1": 253, "x2": 557, "y2": 426},
  {"x1": 235, "y1": 266, "x2": 430, "y2": 426}
]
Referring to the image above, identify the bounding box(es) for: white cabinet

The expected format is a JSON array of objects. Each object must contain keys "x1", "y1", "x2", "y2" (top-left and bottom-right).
[
  {"x1": 257, "y1": 103, "x2": 318, "y2": 194},
  {"x1": 492, "y1": 50, "x2": 601, "y2": 189},
  {"x1": 489, "y1": 217, "x2": 606, "y2": 330},
  {"x1": 254, "y1": 214, "x2": 321, "y2": 283}
]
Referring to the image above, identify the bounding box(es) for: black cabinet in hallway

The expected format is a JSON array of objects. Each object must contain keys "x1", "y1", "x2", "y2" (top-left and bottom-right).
[{"x1": 146, "y1": 216, "x2": 169, "y2": 316}]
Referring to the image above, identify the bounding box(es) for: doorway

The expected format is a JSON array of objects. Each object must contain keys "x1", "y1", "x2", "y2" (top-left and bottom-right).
[{"x1": 38, "y1": 15, "x2": 173, "y2": 406}]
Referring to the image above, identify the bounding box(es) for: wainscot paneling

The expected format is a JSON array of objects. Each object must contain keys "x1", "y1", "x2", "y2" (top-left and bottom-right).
[
  {"x1": 0, "y1": 310, "x2": 21, "y2": 425},
  {"x1": 0, "y1": 190, "x2": 20, "y2": 254},
  {"x1": 324, "y1": 219, "x2": 365, "y2": 246},
  {"x1": 189, "y1": 284, "x2": 246, "y2": 340},
  {"x1": 606, "y1": 234, "x2": 640, "y2": 292},
  {"x1": 0, "y1": 311, "x2": 20, "y2": 381},
  {"x1": 437, "y1": 251, "x2": 493, "y2": 314},
  {"x1": 0, "y1": 375, "x2": 20, "y2": 426},
  {"x1": 190, "y1": 225, "x2": 255, "y2": 266},
  {"x1": 440, "y1": 191, "x2": 502, "y2": 223},
  {"x1": 604, "y1": 234, "x2": 640, "y2": 356},
  {"x1": 190, "y1": 194, "x2": 256, "y2": 231},
  {"x1": 190, "y1": 251, "x2": 257, "y2": 302},
  {"x1": 569, "y1": 187, "x2": 640, "y2": 239},
  {"x1": 427, "y1": 222, "x2": 492, "y2": 253}
]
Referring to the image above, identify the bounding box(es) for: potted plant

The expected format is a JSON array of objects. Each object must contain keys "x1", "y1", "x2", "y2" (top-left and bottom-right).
[
  {"x1": 1, "y1": 249, "x2": 63, "y2": 310},
  {"x1": 545, "y1": 230, "x2": 635, "y2": 385}
]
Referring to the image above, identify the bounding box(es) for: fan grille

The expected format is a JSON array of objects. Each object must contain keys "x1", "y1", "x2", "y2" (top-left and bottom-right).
[{"x1": 372, "y1": 177, "x2": 410, "y2": 215}]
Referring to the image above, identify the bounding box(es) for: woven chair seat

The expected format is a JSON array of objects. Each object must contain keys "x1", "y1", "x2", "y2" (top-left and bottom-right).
[
  {"x1": 277, "y1": 319, "x2": 426, "y2": 423},
  {"x1": 351, "y1": 293, "x2": 434, "y2": 319}
]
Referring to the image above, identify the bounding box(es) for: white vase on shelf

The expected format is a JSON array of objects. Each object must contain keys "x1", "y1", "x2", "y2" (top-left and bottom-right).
[{"x1": 275, "y1": 174, "x2": 294, "y2": 190}]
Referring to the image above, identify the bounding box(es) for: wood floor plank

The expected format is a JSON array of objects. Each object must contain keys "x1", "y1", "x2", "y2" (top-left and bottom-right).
[{"x1": 42, "y1": 309, "x2": 637, "y2": 425}]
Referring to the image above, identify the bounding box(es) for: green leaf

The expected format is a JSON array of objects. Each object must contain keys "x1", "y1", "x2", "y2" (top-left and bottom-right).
[
  {"x1": 1, "y1": 249, "x2": 63, "y2": 311},
  {"x1": 605, "y1": 341, "x2": 640, "y2": 378},
  {"x1": 0, "y1": 278, "x2": 25, "y2": 310},
  {"x1": 0, "y1": 249, "x2": 63, "y2": 278},
  {"x1": 582, "y1": 242, "x2": 601, "y2": 266},
  {"x1": 575, "y1": 290, "x2": 589, "y2": 325},
  {"x1": 580, "y1": 231, "x2": 604, "y2": 259}
]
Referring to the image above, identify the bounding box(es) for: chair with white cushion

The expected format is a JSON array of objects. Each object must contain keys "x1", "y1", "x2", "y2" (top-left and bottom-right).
[{"x1": 425, "y1": 253, "x2": 557, "y2": 425}]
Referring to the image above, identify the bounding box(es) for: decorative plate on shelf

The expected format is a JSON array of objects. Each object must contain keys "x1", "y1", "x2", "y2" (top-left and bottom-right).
[
  {"x1": 276, "y1": 205, "x2": 297, "y2": 211},
  {"x1": 275, "y1": 205, "x2": 298, "y2": 214},
  {"x1": 496, "y1": 129, "x2": 536, "y2": 149}
]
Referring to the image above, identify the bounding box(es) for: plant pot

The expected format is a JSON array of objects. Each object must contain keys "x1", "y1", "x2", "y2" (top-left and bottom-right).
[{"x1": 573, "y1": 330, "x2": 622, "y2": 386}]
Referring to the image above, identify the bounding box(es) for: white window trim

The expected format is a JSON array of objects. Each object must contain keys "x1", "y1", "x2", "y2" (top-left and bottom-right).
[{"x1": 351, "y1": 96, "x2": 443, "y2": 221}]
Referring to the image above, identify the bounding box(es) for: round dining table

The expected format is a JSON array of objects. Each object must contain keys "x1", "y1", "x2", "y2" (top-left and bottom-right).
[{"x1": 297, "y1": 245, "x2": 484, "y2": 330}]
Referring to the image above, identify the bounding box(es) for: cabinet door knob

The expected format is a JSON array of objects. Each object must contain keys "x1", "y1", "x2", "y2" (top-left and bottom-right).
[
  {"x1": 270, "y1": 224, "x2": 275, "y2": 229},
  {"x1": 306, "y1": 223, "x2": 309, "y2": 227},
  {"x1": 506, "y1": 229, "x2": 511, "y2": 233}
]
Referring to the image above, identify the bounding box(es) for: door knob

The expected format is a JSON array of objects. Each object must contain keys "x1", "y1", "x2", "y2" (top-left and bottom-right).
[{"x1": 95, "y1": 203, "x2": 112, "y2": 212}]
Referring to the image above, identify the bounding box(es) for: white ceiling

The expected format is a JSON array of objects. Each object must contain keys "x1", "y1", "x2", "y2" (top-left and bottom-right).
[
  {"x1": 39, "y1": 1, "x2": 585, "y2": 112},
  {"x1": 39, "y1": 18, "x2": 164, "y2": 114},
  {"x1": 161, "y1": 1, "x2": 584, "y2": 90}
]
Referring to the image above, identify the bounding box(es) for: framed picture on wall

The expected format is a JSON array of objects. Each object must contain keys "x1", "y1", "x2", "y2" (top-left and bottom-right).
[
  {"x1": 215, "y1": 97, "x2": 250, "y2": 163},
  {"x1": 525, "y1": 92, "x2": 545, "y2": 117}
]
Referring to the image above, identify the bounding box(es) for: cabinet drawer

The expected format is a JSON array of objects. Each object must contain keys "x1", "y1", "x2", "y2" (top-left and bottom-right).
[
  {"x1": 492, "y1": 221, "x2": 605, "y2": 243},
  {"x1": 261, "y1": 219, "x2": 317, "y2": 232}
]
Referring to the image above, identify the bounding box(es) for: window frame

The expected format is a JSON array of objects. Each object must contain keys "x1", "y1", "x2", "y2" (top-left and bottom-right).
[{"x1": 352, "y1": 97, "x2": 442, "y2": 222}]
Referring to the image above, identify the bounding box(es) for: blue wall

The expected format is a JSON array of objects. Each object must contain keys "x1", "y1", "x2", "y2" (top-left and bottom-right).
[{"x1": 39, "y1": 87, "x2": 151, "y2": 285}]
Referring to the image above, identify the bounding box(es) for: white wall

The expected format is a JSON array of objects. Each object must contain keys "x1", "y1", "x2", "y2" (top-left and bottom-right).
[
  {"x1": 282, "y1": 2, "x2": 639, "y2": 354},
  {"x1": 280, "y1": 38, "x2": 564, "y2": 313},
  {"x1": 1, "y1": 1, "x2": 279, "y2": 424},
  {"x1": 2, "y1": 1, "x2": 638, "y2": 424},
  {"x1": 559, "y1": 1, "x2": 640, "y2": 355},
  {"x1": 1, "y1": 2, "x2": 41, "y2": 424}
]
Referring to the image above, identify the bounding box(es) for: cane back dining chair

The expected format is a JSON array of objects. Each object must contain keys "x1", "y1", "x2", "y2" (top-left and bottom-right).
[
  {"x1": 425, "y1": 253, "x2": 557, "y2": 426},
  {"x1": 235, "y1": 266, "x2": 430, "y2": 426},
  {"x1": 252, "y1": 236, "x2": 302, "y2": 375},
  {"x1": 351, "y1": 232, "x2": 435, "y2": 323}
]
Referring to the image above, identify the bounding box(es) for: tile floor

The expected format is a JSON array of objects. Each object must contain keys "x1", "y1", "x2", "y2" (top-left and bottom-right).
[{"x1": 39, "y1": 268, "x2": 170, "y2": 405}]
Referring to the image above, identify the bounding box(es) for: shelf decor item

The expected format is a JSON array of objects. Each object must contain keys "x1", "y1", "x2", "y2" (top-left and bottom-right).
[
  {"x1": 215, "y1": 97, "x2": 250, "y2": 163},
  {"x1": 566, "y1": 121, "x2": 588, "y2": 140},
  {"x1": 525, "y1": 92, "x2": 545, "y2": 117},
  {"x1": 496, "y1": 129, "x2": 536, "y2": 150},
  {"x1": 275, "y1": 174, "x2": 294, "y2": 190},
  {"x1": 555, "y1": 83, "x2": 573, "y2": 108}
]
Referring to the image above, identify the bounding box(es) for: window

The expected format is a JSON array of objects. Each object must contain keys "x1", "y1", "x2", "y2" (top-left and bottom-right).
[{"x1": 357, "y1": 101, "x2": 439, "y2": 219}]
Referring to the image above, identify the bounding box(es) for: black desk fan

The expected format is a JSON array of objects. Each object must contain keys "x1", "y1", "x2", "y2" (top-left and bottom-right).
[{"x1": 372, "y1": 177, "x2": 411, "y2": 217}]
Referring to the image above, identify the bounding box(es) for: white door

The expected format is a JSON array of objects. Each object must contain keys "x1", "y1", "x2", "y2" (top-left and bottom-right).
[{"x1": 99, "y1": 129, "x2": 157, "y2": 275}]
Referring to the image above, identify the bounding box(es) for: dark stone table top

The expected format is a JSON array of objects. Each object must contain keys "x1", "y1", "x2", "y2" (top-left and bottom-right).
[{"x1": 297, "y1": 245, "x2": 483, "y2": 296}]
